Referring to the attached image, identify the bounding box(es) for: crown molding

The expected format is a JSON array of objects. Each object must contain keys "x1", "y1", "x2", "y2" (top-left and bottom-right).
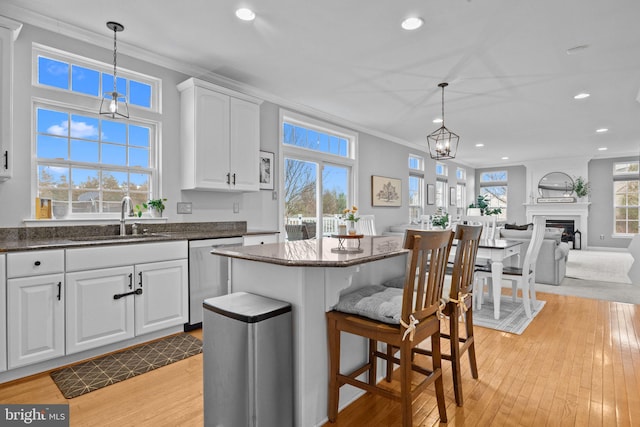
[{"x1": 0, "y1": 3, "x2": 416, "y2": 151}]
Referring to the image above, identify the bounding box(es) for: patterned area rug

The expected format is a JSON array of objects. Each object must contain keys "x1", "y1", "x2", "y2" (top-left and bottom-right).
[
  {"x1": 51, "y1": 333, "x2": 202, "y2": 399},
  {"x1": 472, "y1": 296, "x2": 546, "y2": 335},
  {"x1": 565, "y1": 250, "x2": 632, "y2": 284}
]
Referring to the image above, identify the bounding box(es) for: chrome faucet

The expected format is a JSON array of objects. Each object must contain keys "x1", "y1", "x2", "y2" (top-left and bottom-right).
[{"x1": 120, "y1": 196, "x2": 133, "y2": 236}]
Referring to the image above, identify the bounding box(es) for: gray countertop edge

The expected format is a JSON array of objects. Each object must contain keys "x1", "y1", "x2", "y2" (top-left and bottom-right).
[
  {"x1": 0, "y1": 230, "x2": 279, "y2": 252},
  {"x1": 211, "y1": 247, "x2": 408, "y2": 268}
]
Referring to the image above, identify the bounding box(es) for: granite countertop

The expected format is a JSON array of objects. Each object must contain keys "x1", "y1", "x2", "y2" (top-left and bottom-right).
[
  {"x1": 212, "y1": 236, "x2": 407, "y2": 267},
  {"x1": 0, "y1": 222, "x2": 279, "y2": 252}
]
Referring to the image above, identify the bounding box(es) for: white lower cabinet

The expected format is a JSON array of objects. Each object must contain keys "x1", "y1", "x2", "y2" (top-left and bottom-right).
[
  {"x1": 65, "y1": 242, "x2": 188, "y2": 354},
  {"x1": 65, "y1": 266, "x2": 135, "y2": 354},
  {"x1": 135, "y1": 259, "x2": 188, "y2": 336},
  {"x1": 7, "y1": 273, "x2": 65, "y2": 369}
]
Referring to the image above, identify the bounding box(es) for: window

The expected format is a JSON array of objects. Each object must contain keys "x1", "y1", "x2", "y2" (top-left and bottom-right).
[
  {"x1": 456, "y1": 167, "x2": 466, "y2": 180},
  {"x1": 614, "y1": 161, "x2": 639, "y2": 235},
  {"x1": 34, "y1": 44, "x2": 158, "y2": 111},
  {"x1": 408, "y1": 155, "x2": 424, "y2": 222},
  {"x1": 33, "y1": 45, "x2": 161, "y2": 217},
  {"x1": 456, "y1": 183, "x2": 466, "y2": 208},
  {"x1": 281, "y1": 111, "x2": 356, "y2": 239},
  {"x1": 436, "y1": 179, "x2": 447, "y2": 210},
  {"x1": 436, "y1": 162, "x2": 448, "y2": 177},
  {"x1": 480, "y1": 170, "x2": 508, "y2": 219}
]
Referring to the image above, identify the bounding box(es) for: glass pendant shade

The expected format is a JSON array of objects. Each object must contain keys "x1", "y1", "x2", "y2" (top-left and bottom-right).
[
  {"x1": 427, "y1": 82, "x2": 459, "y2": 160},
  {"x1": 100, "y1": 22, "x2": 129, "y2": 119}
]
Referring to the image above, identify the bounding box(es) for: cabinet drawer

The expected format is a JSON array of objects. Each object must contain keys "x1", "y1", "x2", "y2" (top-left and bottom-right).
[
  {"x1": 243, "y1": 234, "x2": 278, "y2": 246},
  {"x1": 66, "y1": 241, "x2": 188, "y2": 272},
  {"x1": 7, "y1": 250, "x2": 65, "y2": 278}
]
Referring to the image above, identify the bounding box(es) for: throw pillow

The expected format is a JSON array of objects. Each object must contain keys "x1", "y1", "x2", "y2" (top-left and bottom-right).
[{"x1": 504, "y1": 223, "x2": 532, "y2": 230}]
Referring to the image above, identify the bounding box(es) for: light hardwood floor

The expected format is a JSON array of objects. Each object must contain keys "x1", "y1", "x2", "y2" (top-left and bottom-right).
[{"x1": 0, "y1": 292, "x2": 639, "y2": 426}]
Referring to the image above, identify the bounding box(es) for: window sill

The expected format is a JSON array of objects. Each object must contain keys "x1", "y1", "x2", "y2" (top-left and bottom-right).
[{"x1": 23, "y1": 217, "x2": 168, "y2": 227}]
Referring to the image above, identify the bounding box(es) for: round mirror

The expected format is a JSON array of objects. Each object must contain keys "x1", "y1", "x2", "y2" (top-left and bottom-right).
[{"x1": 538, "y1": 172, "x2": 574, "y2": 197}]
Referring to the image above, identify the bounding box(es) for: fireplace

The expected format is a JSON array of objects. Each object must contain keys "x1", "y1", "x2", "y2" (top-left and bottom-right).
[
  {"x1": 525, "y1": 202, "x2": 589, "y2": 249},
  {"x1": 546, "y1": 219, "x2": 575, "y2": 244}
]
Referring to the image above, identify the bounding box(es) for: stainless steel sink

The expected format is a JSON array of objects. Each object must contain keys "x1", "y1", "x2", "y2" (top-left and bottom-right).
[{"x1": 70, "y1": 233, "x2": 171, "y2": 242}]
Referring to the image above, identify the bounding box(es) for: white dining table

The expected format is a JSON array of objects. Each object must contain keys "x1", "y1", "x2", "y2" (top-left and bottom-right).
[{"x1": 451, "y1": 238, "x2": 522, "y2": 319}]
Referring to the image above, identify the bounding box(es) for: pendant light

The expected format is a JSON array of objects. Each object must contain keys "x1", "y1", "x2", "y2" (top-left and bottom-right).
[
  {"x1": 427, "y1": 82, "x2": 459, "y2": 160},
  {"x1": 99, "y1": 21, "x2": 129, "y2": 119}
]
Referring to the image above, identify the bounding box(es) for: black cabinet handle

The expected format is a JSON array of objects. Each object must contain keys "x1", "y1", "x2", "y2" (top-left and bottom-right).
[
  {"x1": 113, "y1": 288, "x2": 143, "y2": 300},
  {"x1": 232, "y1": 173, "x2": 236, "y2": 185},
  {"x1": 3, "y1": 150, "x2": 7, "y2": 170},
  {"x1": 128, "y1": 273, "x2": 133, "y2": 289},
  {"x1": 57, "y1": 282, "x2": 62, "y2": 301},
  {"x1": 34, "y1": 261, "x2": 41, "y2": 266},
  {"x1": 226, "y1": 173, "x2": 231, "y2": 184},
  {"x1": 138, "y1": 271, "x2": 143, "y2": 287}
]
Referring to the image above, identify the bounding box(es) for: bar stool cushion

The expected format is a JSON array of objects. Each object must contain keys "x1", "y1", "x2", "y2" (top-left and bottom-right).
[{"x1": 334, "y1": 285, "x2": 403, "y2": 324}]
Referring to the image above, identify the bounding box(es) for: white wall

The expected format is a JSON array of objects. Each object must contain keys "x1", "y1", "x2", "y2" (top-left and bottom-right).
[{"x1": 0, "y1": 23, "x2": 279, "y2": 229}]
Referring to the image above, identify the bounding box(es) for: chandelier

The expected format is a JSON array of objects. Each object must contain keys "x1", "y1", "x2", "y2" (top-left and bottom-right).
[
  {"x1": 426, "y1": 82, "x2": 459, "y2": 160},
  {"x1": 99, "y1": 21, "x2": 129, "y2": 119}
]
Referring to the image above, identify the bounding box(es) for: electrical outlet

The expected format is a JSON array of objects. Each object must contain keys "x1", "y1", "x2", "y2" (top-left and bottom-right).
[
  {"x1": 272, "y1": 191, "x2": 278, "y2": 200},
  {"x1": 177, "y1": 202, "x2": 192, "y2": 214},
  {"x1": 600, "y1": 234, "x2": 605, "y2": 240},
  {"x1": 233, "y1": 202, "x2": 240, "y2": 213}
]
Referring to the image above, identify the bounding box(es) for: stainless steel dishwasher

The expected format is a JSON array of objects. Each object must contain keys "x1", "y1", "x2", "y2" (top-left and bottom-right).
[{"x1": 186, "y1": 237, "x2": 243, "y2": 329}]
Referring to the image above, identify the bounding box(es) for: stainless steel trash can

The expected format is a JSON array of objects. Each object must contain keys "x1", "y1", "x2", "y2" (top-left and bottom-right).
[{"x1": 203, "y1": 292, "x2": 293, "y2": 427}]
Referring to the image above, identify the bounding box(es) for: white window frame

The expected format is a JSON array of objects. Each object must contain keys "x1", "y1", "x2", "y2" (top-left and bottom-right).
[
  {"x1": 31, "y1": 44, "x2": 162, "y2": 221},
  {"x1": 479, "y1": 170, "x2": 508, "y2": 220},
  {"x1": 613, "y1": 161, "x2": 640, "y2": 236},
  {"x1": 280, "y1": 110, "x2": 358, "y2": 236}
]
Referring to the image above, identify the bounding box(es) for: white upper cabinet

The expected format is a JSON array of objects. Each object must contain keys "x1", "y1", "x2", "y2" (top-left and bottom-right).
[
  {"x1": 178, "y1": 78, "x2": 262, "y2": 191},
  {"x1": 0, "y1": 17, "x2": 22, "y2": 182}
]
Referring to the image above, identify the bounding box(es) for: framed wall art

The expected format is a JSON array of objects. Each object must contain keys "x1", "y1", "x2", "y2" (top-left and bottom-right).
[
  {"x1": 427, "y1": 184, "x2": 435, "y2": 205},
  {"x1": 259, "y1": 150, "x2": 275, "y2": 190},
  {"x1": 371, "y1": 175, "x2": 402, "y2": 207}
]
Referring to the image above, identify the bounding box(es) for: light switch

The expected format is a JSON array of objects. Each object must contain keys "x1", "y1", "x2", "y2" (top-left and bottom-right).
[{"x1": 233, "y1": 202, "x2": 240, "y2": 213}]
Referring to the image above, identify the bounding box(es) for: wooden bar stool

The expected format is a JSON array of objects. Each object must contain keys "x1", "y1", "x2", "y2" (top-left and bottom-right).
[{"x1": 326, "y1": 229, "x2": 454, "y2": 427}]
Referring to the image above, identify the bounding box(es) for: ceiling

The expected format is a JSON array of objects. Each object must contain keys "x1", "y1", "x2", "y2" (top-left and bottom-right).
[{"x1": 2, "y1": 0, "x2": 640, "y2": 168}]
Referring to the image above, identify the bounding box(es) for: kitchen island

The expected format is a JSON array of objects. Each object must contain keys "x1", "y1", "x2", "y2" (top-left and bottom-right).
[{"x1": 211, "y1": 236, "x2": 408, "y2": 427}]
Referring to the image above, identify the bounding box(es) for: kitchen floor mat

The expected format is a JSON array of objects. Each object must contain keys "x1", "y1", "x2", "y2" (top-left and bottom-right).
[{"x1": 50, "y1": 333, "x2": 202, "y2": 399}]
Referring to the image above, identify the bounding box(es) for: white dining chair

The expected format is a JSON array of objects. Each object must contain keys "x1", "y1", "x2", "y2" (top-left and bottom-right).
[
  {"x1": 462, "y1": 215, "x2": 496, "y2": 240},
  {"x1": 473, "y1": 216, "x2": 545, "y2": 318},
  {"x1": 355, "y1": 215, "x2": 377, "y2": 235}
]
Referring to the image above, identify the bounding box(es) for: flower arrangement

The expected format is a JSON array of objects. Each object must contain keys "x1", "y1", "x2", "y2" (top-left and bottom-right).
[
  {"x1": 468, "y1": 194, "x2": 502, "y2": 216},
  {"x1": 572, "y1": 176, "x2": 590, "y2": 198},
  {"x1": 431, "y1": 212, "x2": 449, "y2": 228},
  {"x1": 342, "y1": 206, "x2": 360, "y2": 222}
]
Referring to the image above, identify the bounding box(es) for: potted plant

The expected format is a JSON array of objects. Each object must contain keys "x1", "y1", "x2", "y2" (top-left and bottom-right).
[
  {"x1": 572, "y1": 176, "x2": 590, "y2": 200},
  {"x1": 135, "y1": 198, "x2": 167, "y2": 217},
  {"x1": 468, "y1": 194, "x2": 502, "y2": 216},
  {"x1": 431, "y1": 212, "x2": 449, "y2": 229}
]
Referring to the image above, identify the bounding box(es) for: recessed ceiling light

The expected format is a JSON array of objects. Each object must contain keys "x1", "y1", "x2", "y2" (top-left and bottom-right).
[
  {"x1": 401, "y1": 17, "x2": 423, "y2": 30},
  {"x1": 598, "y1": 147, "x2": 608, "y2": 151},
  {"x1": 596, "y1": 128, "x2": 609, "y2": 133},
  {"x1": 235, "y1": 8, "x2": 256, "y2": 21},
  {"x1": 432, "y1": 118, "x2": 443, "y2": 124},
  {"x1": 574, "y1": 93, "x2": 590, "y2": 99},
  {"x1": 501, "y1": 156, "x2": 509, "y2": 160},
  {"x1": 475, "y1": 143, "x2": 484, "y2": 148}
]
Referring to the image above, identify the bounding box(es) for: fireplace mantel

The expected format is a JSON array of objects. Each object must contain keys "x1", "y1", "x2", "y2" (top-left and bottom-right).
[{"x1": 524, "y1": 202, "x2": 590, "y2": 248}]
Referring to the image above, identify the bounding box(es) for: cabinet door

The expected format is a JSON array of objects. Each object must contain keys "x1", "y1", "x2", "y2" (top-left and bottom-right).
[
  {"x1": 0, "y1": 26, "x2": 14, "y2": 180},
  {"x1": 0, "y1": 255, "x2": 6, "y2": 372},
  {"x1": 135, "y1": 259, "x2": 188, "y2": 336},
  {"x1": 229, "y1": 97, "x2": 260, "y2": 191},
  {"x1": 66, "y1": 266, "x2": 135, "y2": 354},
  {"x1": 194, "y1": 86, "x2": 231, "y2": 189},
  {"x1": 7, "y1": 273, "x2": 65, "y2": 369}
]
